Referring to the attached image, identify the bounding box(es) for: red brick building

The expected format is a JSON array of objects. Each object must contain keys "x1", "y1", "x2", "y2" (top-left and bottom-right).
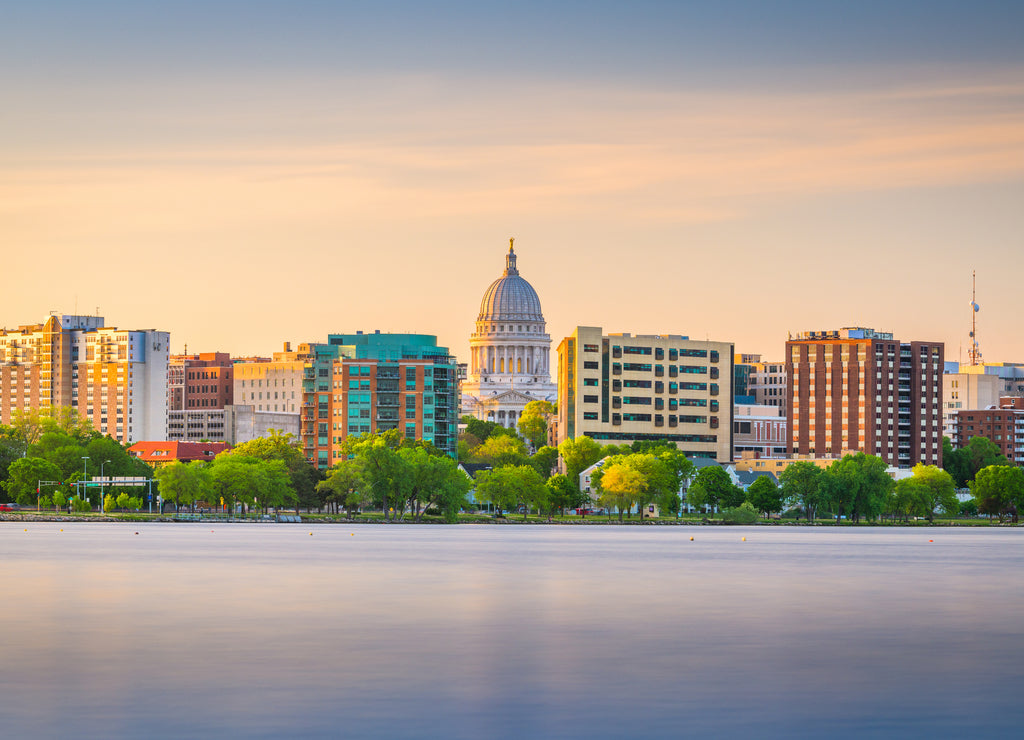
[
  {"x1": 169, "y1": 352, "x2": 234, "y2": 411},
  {"x1": 952, "y1": 402, "x2": 1024, "y2": 465},
  {"x1": 787, "y1": 327, "x2": 943, "y2": 468}
]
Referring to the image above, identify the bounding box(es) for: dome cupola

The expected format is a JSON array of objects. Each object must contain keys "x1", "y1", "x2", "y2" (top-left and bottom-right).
[{"x1": 477, "y1": 239, "x2": 544, "y2": 323}]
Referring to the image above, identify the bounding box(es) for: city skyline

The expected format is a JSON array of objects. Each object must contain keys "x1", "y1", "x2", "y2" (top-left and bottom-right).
[{"x1": 4, "y1": 1, "x2": 1023, "y2": 365}]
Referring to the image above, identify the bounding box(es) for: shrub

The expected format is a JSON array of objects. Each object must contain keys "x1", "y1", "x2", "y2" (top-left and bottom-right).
[{"x1": 722, "y1": 501, "x2": 759, "y2": 524}]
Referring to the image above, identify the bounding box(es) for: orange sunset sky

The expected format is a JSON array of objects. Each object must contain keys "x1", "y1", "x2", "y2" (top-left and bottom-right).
[{"x1": 3, "y1": 1, "x2": 1023, "y2": 365}]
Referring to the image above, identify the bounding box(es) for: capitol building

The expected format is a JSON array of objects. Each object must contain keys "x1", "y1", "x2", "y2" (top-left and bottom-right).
[{"x1": 460, "y1": 241, "x2": 557, "y2": 428}]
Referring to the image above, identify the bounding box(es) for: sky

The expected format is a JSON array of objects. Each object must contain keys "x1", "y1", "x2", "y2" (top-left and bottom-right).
[{"x1": 3, "y1": 1, "x2": 1023, "y2": 366}]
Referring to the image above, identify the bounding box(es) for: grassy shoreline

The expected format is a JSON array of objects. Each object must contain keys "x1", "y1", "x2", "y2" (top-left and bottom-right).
[{"x1": 1, "y1": 511, "x2": 1012, "y2": 526}]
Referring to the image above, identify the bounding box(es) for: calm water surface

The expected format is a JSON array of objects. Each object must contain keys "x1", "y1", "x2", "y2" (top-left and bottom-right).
[{"x1": 2, "y1": 523, "x2": 1023, "y2": 738}]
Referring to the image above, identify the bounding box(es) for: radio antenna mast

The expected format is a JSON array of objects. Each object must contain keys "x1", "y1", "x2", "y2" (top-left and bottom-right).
[{"x1": 968, "y1": 270, "x2": 982, "y2": 366}]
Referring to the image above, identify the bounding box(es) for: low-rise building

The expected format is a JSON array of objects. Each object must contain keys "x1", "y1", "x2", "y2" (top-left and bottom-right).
[
  {"x1": 128, "y1": 440, "x2": 230, "y2": 468},
  {"x1": 733, "y1": 403, "x2": 787, "y2": 460},
  {"x1": 942, "y1": 371, "x2": 1001, "y2": 438},
  {"x1": 951, "y1": 405, "x2": 1024, "y2": 465}
]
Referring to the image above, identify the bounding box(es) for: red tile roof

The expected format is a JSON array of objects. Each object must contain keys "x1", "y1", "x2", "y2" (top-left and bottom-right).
[{"x1": 129, "y1": 441, "x2": 231, "y2": 464}]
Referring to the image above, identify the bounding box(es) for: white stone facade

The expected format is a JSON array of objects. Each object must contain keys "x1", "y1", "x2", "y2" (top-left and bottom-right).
[{"x1": 460, "y1": 242, "x2": 557, "y2": 428}]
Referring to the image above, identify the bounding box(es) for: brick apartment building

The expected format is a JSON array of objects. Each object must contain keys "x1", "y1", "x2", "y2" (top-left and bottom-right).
[{"x1": 786, "y1": 327, "x2": 943, "y2": 468}]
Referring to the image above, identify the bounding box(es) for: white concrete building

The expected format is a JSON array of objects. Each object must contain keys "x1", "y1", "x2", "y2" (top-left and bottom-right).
[
  {"x1": 460, "y1": 241, "x2": 556, "y2": 428},
  {"x1": 942, "y1": 371, "x2": 1002, "y2": 438}
]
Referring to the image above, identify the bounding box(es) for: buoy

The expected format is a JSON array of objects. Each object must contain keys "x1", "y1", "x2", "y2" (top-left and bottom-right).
[
  {"x1": 689, "y1": 536, "x2": 694, "y2": 541},
  {"x1": 929, "y1": 539, "x2": 933, "y2": 543},
  {"x1": 351, "y1": 533, "x2": 355, "y2": 536},
  {"x1": 741, "y1": 536, "x2": 746, "y2": 541},
  {"x1": 310, "y1": 532, "x2": 313, "y2": 536},
  {"x1": 134, "y1": 532, "x2": 139, "y2": 535}
]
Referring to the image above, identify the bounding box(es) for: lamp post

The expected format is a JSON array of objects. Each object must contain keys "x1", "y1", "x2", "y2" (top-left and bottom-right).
[
  {"x1": 100, "y1": 459, "x2": 111, "y2": 513},
  {"x1": 81, "y1": 456, "x2": 89, "y2": 507}
]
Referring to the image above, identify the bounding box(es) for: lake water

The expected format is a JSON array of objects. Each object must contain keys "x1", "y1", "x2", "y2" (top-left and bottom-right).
[{"x1": 2, "y1": 523, "x2": 1023, "y2": 738}]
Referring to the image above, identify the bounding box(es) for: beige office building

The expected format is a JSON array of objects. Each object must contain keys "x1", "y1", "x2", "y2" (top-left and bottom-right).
[
  {"x1": 233, "y1": 343, "x2": 308, "y2": 415},
  {"x1": 556, "y1": 326, "x2": 734, "y2": 462}
]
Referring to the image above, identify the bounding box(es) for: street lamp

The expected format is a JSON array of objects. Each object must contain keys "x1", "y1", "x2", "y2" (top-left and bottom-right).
[
  {"x1": 81, "y1": 456, "x2": 89, "y2": 505},
  {"x1": 99, "y1": 459, "x2": 112, "y2": 513}
]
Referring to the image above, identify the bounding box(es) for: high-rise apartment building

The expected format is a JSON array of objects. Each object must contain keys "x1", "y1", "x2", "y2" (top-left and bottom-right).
[
  {"x1": 0, "y1": 314, "x2": 168, "y2": 443},
  {"x1": 298, "y1": 333, "x2": 459, "y2": 469},
  {"x1": 556, "y1": 326, "x2": 734, "y2": 462},
  {"x1": 786, "y1": 327, "x2": 943, "y2": 468}
]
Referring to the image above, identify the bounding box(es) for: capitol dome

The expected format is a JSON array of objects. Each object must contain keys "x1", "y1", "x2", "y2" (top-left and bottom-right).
[
  {"x1": 462, "y1": 240, "x2": 556, "y2": 430},
  {"x1": 477, "y1": 244, "x2": 544, "y2": 322}
]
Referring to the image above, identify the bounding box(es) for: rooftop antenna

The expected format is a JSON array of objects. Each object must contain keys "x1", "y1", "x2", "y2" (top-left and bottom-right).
[{"x1": 969, "y1": 270, "x2": 982, "y2": 366}]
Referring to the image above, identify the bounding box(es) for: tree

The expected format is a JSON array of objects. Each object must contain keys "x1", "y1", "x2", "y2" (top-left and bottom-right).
[
  {"x1": 0, "y1": 427, "x2": 28, "y2": 494},
  {"x1": 251, "y1": 459, "x2": 294, "y2": 513},
  {"x1": 474, "y1": 465, "x2": 547, "y2": 520},
  {"x1": 397, "y1": 446, "x2": 469, "y2": 522},
  {"x1": 822, "y1": 453, "x2": 893, "y2": 523},
  {"x1": 207, "y1": 455, "x2": 261, "y2": 515},
  {"x1": 4, "y1": 457, "x2": 62, "y2": 506},
  {"x1": 908, "y1": 464, "x2": 958, "y2": 522},
  {"x1": 597, "y1": 462, "x2": 645, "y2": 522},
  {"x1": 558, "y1": 436, "x2": 603, "y2": 492},
  {"x1": 970, "y1": 464, "x2": 1024, "y2": 522},
  {"x1": 414, "y1": 454, "x2": 470, "y2": 522},
  {"x1": 529, "y1": 445, "x2": 559, "y2": 480},
  {"x1": 229, "y1": 430, "x2": 319, "y2": 511},
  {"x1": 944, "y1": 436, "x2": 1009, "y2": 488},
  {"x1": 154, "y1": 461, "x2": 210, "y2": 512},
  {"x1": 461, "y1": 416, "x2": 518, "y2": 443},
  {"x1": 12, "y1": 406, "x2": 94, "y2": 446},
  {"x1": 318, "y1": 460, "x2": 366, "y2": 516},
  {"x1": 590, "y1": 453, "x2": 674, "y2": 520},
  {"x1": 779, "y1": 462, "x2": 826, "y2": 521},
  {"x1": 624, "y1": 453, "x2": 676, "y2": 519},
  {"x1": 518, "y1": 400, "x2": 555, "y2": 451},
  {"x1": 746, "y1": 475, "x2": 783, "y2": 518},
  {"x1": 545, "y1": 473, "x2": 583, "y2": 518},
  {"x1": 686, "y1": 465, "x2": 738, "y2": 515},
  {"x1": 472, "y1": 434, "x2": 528, "y2": 468},
  {"x1": 658, "y1": 449, "x2": 696, "y2": 495},
  {"x1": 343, "y1": 434, "x2": 412, "y2": 522},
  {"x1": 890, "y1": 478, "x2": 924, "y2": 522}
]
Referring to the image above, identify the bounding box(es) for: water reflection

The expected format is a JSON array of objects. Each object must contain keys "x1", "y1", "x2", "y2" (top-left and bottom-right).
[{"x1": 2, "y1": 524, "x2": 1022, "y2": 738}]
